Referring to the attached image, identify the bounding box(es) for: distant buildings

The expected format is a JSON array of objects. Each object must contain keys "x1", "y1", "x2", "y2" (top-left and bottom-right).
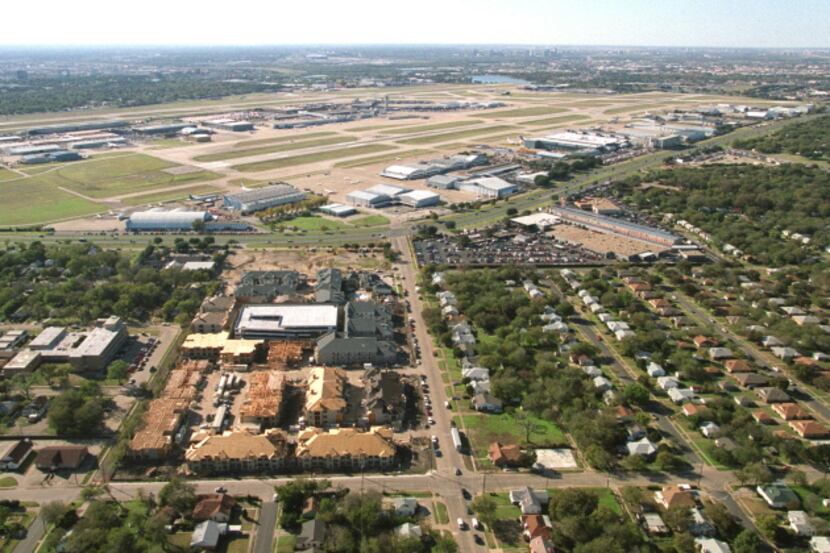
[
  {"x1": 523, "y1": 131, "x2": 626, "y2": 155},
  {"x1": 457, "y1": 176, "x2": 518, "y2": 199},
  {"x1": 380, "y1": 153, "x2": 487, "y2": 180}
]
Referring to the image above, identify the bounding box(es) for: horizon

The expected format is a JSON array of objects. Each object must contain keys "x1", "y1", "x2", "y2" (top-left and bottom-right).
[{"x1": 2, "y1": 0, "x2": 829, "y2": 49}]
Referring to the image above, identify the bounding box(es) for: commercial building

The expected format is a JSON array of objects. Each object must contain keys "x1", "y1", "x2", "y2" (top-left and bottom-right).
[
  {"x1": 133, "y1": 123, "x2": 192, "y2": 135},
  {"x1": 235, "y1": 304, "x2": 339, "y2": 340},
  {"x1": 222, "y1": 184, "x2": 306, "y2": 214},
  {"x1": 34, "y1": 446, "x2": 90, "y2": 471},
  {"x1": 427, "y1": 174, "x2": 462, "y2": 189},
  {"x1": 126, "y1": 209, "x2": 212, "y2": 232},
  {"x1": 380, "y1": 154, "x2": 488, "y2": 180},
  {"x1": 202, "y1": 119, "x2": 255, "y2": 132},
  {"x1": 185, "y1": 429, "x2": 290, "y2": 475},
  {"x1": 304, "y1": 367, "x2": 348, "y2": 427},
  {"x1": 295, "y1": 427, "x2": 397, "y2": 470},
  {"x1": 20, "y1": 150, "x2": 82, "y2": 164},
  {"x1": 364, "y1": 183, "x2": 411, "y2": 198},
  {"x1": 319, "y1": 203, "x2": 357, "y2": 217},
  {"x1": 523, "y1": 131, "x2": 626, "y2": 155},
  {"x1": 458, "y1": 176, "x2": 518, "y2": 199},
  {"x1": 346, "y1": 190, "x2": 392, "y2": 208},
  {"x1": 548, "y1": 206, "x2": 681, "y2": 248},
  {"x1": 398, "y1": 190, "x2": 441, "y2": 208},
  {"x1": 2, "y1": 350, "x2": 40, "y2": 375},
  {"x1": 26, "y1": 119, "x2": 129, "y2": 136}
]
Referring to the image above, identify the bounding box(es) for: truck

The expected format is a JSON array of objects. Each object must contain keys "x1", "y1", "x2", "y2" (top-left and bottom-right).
[{"x1": 450, "y1": 426, "x2": 463, "y2": 452}]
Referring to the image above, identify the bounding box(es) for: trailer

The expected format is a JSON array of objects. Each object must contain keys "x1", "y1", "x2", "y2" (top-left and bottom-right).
[
  {"x1": 451, "y1": 426, "x2": 463, "y2": 452},
  {"x1": 211, "y1": 404, "x2": 228, "y2": 432}
]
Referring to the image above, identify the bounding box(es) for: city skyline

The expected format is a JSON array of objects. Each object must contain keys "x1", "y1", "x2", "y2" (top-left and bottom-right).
[{"x1": 2, "y1": 0, "x2": 829, "y2": 48}]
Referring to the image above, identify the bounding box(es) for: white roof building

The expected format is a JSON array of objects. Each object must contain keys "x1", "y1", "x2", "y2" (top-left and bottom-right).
[{"x1": 235, "y1": 304, "x2": 338, "y2": 339}]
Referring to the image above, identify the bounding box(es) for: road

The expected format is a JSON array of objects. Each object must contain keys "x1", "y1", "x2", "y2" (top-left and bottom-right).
[
  {"x1": 12, "y1": 515, "x2": 44, "y2": 553},
  {"x1": 252, "y1": 501, "x2": 277, "y2": 553}
]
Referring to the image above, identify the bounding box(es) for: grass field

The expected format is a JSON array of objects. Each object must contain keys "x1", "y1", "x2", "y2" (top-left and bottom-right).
[
  {"x1": 457, "y1": 411, "x2": 567, "y2": 467},
  {"x1": 233, "y1": 144, "x2": 396, "y2": 172},
  {"x1": 0, "y1": 178, "x2": 103, "y2": 225},
  {"x1": 233, "y1": 131, "x2": 337, "y2": 148},
  {"x1": 548, "y1": 488, "x2": 622, "y2": 515},
  {"x1": 350, "y1": 214, "x2": 389, "y2": 227},
  {"x1": 380, "y1": 120, "x2": 482, "y2": 135},
  {"x1": 0, "y1": 167, "x2": 19, "y2": 182},
  {"x1": 17, "y1": 154, "x2": 220, "y2": 199},
  {"x1": 433, "y1": 501, "x2": 449, "y2": 524},
  {"x1": 482, "y1": 106, "x2": 568, "y2": 118},
  {"x1": 193, "y1": 135, "x2": 355, "y2": 162},
  {"x1": 523, "y1": 113, "x2": 592, "y2": 127},
  {"x1": 281, "y1": 216, "x2": 350, "y2": 231},
  {"x1": 276, "y1": 535, "x2": 296, "y2": 553},
  {"x1": 333, "y1": 148, "x2": 434, "y2": 169},
  {"x1": 0, "y1": 477, "x2": 16, "y2": 489},
  {"x1": 121, "y1": 184, "x2": 225, "y2": 206},
  {"x1": 604, "y1": 103, "x2": 680, "y2": 115},
  {"x1": 398, "y1": 125, "x2": 515, "y2": 145}
]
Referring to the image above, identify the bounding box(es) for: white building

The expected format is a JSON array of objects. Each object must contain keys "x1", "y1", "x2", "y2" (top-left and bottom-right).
[
  {"x1": 223, "y1": 184, "x2": 306, "y2": 214},
  {"x1": 398, "y1": 190, "x2": 440, "y2": 208},
  {"x1": 458, "y1": 176, "x2": 518, "y2": 199},
  {"x1": 126, "y1": 209, "x2": 211, "y2": 231}
]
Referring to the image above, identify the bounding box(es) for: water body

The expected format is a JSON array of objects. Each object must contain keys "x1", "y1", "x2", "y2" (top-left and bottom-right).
[{"x1": 471, "y1": 74, "x2": 531, "y2": 85}]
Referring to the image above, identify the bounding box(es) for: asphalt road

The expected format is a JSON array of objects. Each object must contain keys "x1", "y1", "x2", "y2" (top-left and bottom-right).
[
  {"x1": 13, "y1": 515, "x2": 44, "y2": 553},
  {"x1": 253, "y1": 501, "x2": 277, "y2": 553}
]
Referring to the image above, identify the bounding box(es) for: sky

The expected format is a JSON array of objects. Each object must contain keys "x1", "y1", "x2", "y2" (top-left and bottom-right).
[{"x1": 2, "y1": 0, "x2": 828, "y2": 48}]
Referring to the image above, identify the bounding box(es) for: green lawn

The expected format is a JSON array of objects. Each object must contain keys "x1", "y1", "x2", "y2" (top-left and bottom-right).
[
  {"x1": 8, "y1": 153, "x2": 220, "y2": 199},
  {"x1": 276, "y1": 534, "x2": 296, "y2": 553},
  {"x1": 233, "y1": 131, "x2": 337, "y2": 148},
  {"x1": 0, "y1": 178, "x2": 103, "y2": 226},
  {"x1": 398, "y1": 125, "x2": 515, "y2": 145},
  {"x1": 523, "y1": 113, "x2": 592, "y2": 127},
  {"x1": 458, "y1": 412, "x2": 567, "y2": 465},
  {"x1": 433, "y1": 501, "x2": 449, "y2": 524},
  {"x1": 233, "y1": 144, "x2": 397, "y2": 172},
  {"x1": 548, "y1": 488, "x2": 622, "y2": 516},
  {"x1": 380, "y1": 120, "x2": 482, "y2": 135},
  {"x1": 482, "y1": 106, "x2": 568, "y2": 118},
  {"x1": 193, "y1": 135, "x2": 355, "y2": 162},
  {"x1": 0, "y1": 167, "x2": 19, "y2": 182},
  {"x1": 0, "y1": 477, "x2": 16, "y2": 489},
  {"x1": 350, "y1": 215, "x2": 389, "y2": 228},
  {"x1": 279, "y1": 215, "x2": 350, "y2": 231},
  {"x1": 791, "y1": 485, "x2": 830, "y2": 516}
]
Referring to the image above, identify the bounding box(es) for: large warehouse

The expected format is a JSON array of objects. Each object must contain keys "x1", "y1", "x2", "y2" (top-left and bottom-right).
[
  {"x1": 523, "y1": 131, "x2": 626, "y2": 155},
  {"x1": 235, "y1": 304, "x2": 339, "y2": 339},
  {"x1": 458, "y1": 176, "x2": 518, "y2": 199},
  {"x1": 126, "y1": 209, "x2": 212, "y2": 231},
  {"x1": 346, "y1": 190, "x2": 392, "y2": 208},
  {"x1": 398, "y1": 190, "x2": 440, "y2": 208},
  {"x1": 223, "y1": 184, "x2": 307, "y2": 214}
]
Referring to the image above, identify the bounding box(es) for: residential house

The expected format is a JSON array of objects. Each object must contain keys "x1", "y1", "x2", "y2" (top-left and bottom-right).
[
  {"x1": 668, "y1": 388, "x2": 695, "y2": 404},
  {"x1": 522, "y1": 514, "x2": 552, "y2": 540},
  {"x1": 708, "y1": 347, "x2": 734, "y2": 361},
  {"x1": 752, "y1": 411, "x2": 775, "y2": 425},
  {"x1": 190, "y1": 520, "x2": 226, "y2": 550},
  {"x1": 192, "y1": 494, "x2": 236, "y2": 523},
  {"x1": 683, "y1": 404, "x2": 711, "y2": 419},
  {"x1": 695, "y1": 538, "x2": 732, "y2": 553},
  {"x1": 509, "y1": 487, "x2": 549, "y2": 515},
  {"x1": 788, "y1": 510, "x2": 814, "y2": 536},
  {"x1": 0, "y1": 439, "x2": 32, "y2": 471},
  {"x1": 473, "y1": 392, "x2": 503, "y2": 413},
  {"x1": 700, "y1": 422, "x2": 720, "y2": 438},
  {"x1": 643, "y1": 513, "x2": 669, "y2": 535},
  {"x1": 790, "y1": 420, "x2": 830, "y2": 439},
  {"x1": 655, "y1": 486, "x2": 696, "y2": 510},
  {"x1": 529, "y1": 536, "x2": 556, "y2": 553},
  {"x1": 689, "y1": 507, "x2": 715, "y2": 537},
  {"x1": 757, "y1": 387, "x2": 791, "y2": 404},
  {"x1": 772, "y1": 402, "x2": 811, "y2": 421},
  {"x1": 810, "y1": 536, "x2": 830, "y2": 553},
  {"x1": 34, "y1": 446, "x2": 89, "y2": 471},
  {"x1": 296, "y1": 519, "x2": 327, "y2": 550},
  {"x1": 657, "y1": 376, "x2": 680, "y2": 391},
  {"x1": 391, "y1": 498, "x2": 419, "y2": 517},
  {"x1": 396, "y1": 522, "x2": 422, "y2": 540},
  {"x1": 724, "y1": 360, "x2": 752, "y2": 374},
  {"x1": 647, "y1": 362, "x2": 666, "y2": 377},
  {"x1": 771, "y1": 346, "x2": 799, "y2": 360},
  {"x1": 733, "y1": 373, "x2": 768, "y2": 389},
  {"x1": 627, "y1": 437, "x2": 657, "y2": 458},
  {"x1": 756, "y1": 484, "x2": 800, "y2": 509},
  {"x1": 489, "y1": 442, "x2": 523, "y2": 467}
]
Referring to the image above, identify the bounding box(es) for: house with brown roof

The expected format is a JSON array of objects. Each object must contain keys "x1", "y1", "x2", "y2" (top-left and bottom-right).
[
  {"x1": 682, "y1": 404, "x2": 711, "y2": 419},
  {"x1": 304, "y1": 367, "x2": 348, "y2": 427},
  {"x1": 192, "y1": 494, "x2": 236, "y2": 522},
  {"x1": 790, "y1": 420, "x2": 830, "y2": 439},
  {"x1": 655, "y1": 486, "x2": 696, "y2": 510},
  {"x1": 240, "y1": 371, "x2": 285, "y2": 427},
  {"x1": 522, "y1": 514, "x2": 552, "y2": 540},
  {"x1": 488, "y1": 442, "x2": 523, "y2": 467},
  {"x1": 772, "y1": 403, "x2": 811, "y2": 421},
  {"x1": 529, "y1": 536, "x2": 556, "y2": 553},
  {"x1": 724, "y1": 359, "x2": 752, "y2": 373},
  {"x1": 295, "y1": 427, "x2": 397, "y2": 471},
  {"x1": 615, "y1": 405, "x2": 635, "y2": 423},
  {"x1": 34, "y1": 446, "x2": 89, "y2": 471},
  {"x1": 752, "y1": 411, "x2": 775, "y2": 425},
  {"x1": 185, "y1": 429, "x2": 290, "y2": 475},
  {"x1": 693, "y1": 336, "x2": 718, "y2": 349}
]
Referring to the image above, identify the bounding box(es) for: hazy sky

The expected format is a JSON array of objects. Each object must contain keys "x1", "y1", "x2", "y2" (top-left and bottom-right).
[{"x1": 2, "y1": 0, "x2": 828, "y2": 48}]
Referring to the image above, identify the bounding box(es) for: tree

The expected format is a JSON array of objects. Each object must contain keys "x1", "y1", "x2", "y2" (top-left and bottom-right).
[
  {"x1": 107, "y1": 360, "x2": 129, "y2": 382},
  {"x1": 514, "y1": 409, "x2": 543, "y2": 445},
  {"x1": 732, "y1": 529, "x2": 764, "y2": 553},
  {"x1": 40, "y1": 501, "x2": 71, "y2": 526},
  {"x1": 471, "y1": 495, "x2": 497, "y2": 527},
  {"x1": 621, "y1": 383, "x2": 650, "y2": 406},
  {"x1": 703, "y1": 501, "x2": 739, "y2": 540},
  {"x1": 755, "y1": 514, "x2": 782, "y2": 543},
  {"x1": 48, "y1": 389, "x2": 104, "y2": 437},
  {"x1": 158, "y1": 477, "x2": 197, "y2": 516},
  {"x1": 432, "y1": 533, "x2": 458, "y2": 553},
  {"x1": 655, "y1": 451, "x2": 684, "y2": 472}
]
